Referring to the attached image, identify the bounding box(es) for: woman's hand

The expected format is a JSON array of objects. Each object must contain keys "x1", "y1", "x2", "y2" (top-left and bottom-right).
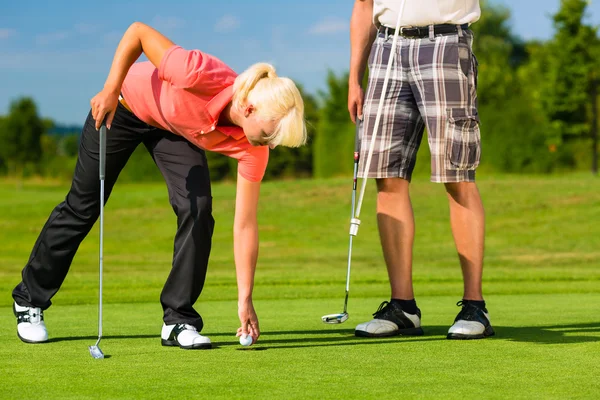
[
  {"x1": 90, "y1": 22, "x2": 175, "y2": 131},
  {"x1": 90, "y1": 88, "x2": 120, "y2": 130},
  {"x1": 236, "y1": 298, "x2": 260, "y2": 344}
]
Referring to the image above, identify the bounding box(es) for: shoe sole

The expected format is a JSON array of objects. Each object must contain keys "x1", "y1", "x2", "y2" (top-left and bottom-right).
[
  {"x1": 355, "y1": 327, "x2": 424, "y2": 338},
  {"x1": 17, "y1": 332, "x2": 48, "y2": 344},
  {"x1": 447, "y1": 326, "x2": 495, "y2": 340},
  {"x1": 161, "y1": 339, "x2": 212, "y2": 350}
]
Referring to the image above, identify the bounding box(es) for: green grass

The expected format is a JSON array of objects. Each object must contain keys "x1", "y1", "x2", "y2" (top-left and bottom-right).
[{"x1": 1, "y1": 173, "x2": 599, "y2": 399}]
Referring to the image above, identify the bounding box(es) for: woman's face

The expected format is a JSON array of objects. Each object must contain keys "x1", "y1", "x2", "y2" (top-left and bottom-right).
[{"x1": 243, "y1": 105, "x2": 278, "y2": 149}]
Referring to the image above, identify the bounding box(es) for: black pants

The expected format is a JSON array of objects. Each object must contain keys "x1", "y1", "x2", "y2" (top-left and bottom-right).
[{"x1": 12, "y1": 103, "x2": 214, "y2": 330}]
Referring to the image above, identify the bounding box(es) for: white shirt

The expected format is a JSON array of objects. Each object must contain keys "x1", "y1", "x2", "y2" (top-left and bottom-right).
[{"x1": 374, "y1": 0, "x2": 481, "y2": 28}]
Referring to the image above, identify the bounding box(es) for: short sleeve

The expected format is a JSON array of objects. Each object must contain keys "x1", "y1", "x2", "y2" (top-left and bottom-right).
[
  {"x1": 158, "y1": 46, "x2": 236, "y2": 93},
  {"x1": 237, "y1": 146, "x2": 269, "y2": 182}
]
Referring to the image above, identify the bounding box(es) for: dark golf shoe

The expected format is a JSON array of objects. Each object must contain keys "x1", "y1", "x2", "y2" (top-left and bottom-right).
[
  {"x1": 355, "y1": 301, "x2": 424, "y2": 337},
  {"x1": 447, "y1": 300, "x2": 495, "y2": 340}
]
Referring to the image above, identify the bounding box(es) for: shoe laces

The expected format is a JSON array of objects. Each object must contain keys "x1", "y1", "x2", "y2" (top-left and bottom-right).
[
  {"x1": 18, "y1": 307, "x2": 43, "y2": 324},
  {"x1": 373, "y1": 301, "x2": 391, "y2": 318},
  {"x1": 180, "y1": 324, "x2": 197, "y2": 331},
  {"x1": 455, "y1": 301, "x2": 480, "y2": 321}
]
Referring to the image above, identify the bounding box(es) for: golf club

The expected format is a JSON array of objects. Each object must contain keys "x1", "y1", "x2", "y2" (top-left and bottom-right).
[
  {"x1": 89, "y1": 123, "x2": 107, "y2": 359},
  {"x1": 321, "y1": 121, "x2": 361, "y2": 324},
  {"x1": 322, "y1": 5, "x2": 405, "y2": 324}
]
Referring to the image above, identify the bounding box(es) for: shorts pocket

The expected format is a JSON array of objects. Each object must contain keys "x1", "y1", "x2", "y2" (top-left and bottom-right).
[{"x1": 445, "y1": 107, "x2": 481, "y2": 170}]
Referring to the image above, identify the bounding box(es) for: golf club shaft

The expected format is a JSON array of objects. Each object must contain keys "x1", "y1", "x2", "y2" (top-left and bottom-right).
[
  {"x1": 94, "y1": 179, "x2": 104, "y2": 347},
  {"x1": 342, "y1": 121, "x2": 362, "y2": 314},
  {"x1": 95, "y1": 124, "x2": 107, "y2": 346},
  {"x1": 345, "y1": 160, "x2": 359, "y2": 291},
  {"x1": 354, "y1": 3, "x2": 405, "y2": 220},
  {"x1": 343, "y1": 231, "x2": 353, "y2": 314},
  {"x1": 339, "y1": 9, "x2": 404, "y2": 317},
  {"x1": 343, "y1": 290, "x2": 349, "y2": 315}
]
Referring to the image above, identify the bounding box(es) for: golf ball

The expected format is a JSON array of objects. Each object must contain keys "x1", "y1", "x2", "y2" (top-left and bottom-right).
[{"x1": 239, "y1": 334, "x2": 253, "y2": 346}]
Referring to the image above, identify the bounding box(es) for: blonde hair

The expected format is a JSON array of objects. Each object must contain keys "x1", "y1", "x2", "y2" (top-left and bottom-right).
[{"x1": 232, "y1": 63, "x2": 307, "y2": 148}]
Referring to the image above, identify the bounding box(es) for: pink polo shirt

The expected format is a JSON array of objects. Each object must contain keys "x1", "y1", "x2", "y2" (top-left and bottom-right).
[{"x1": 121, "y1": 45, "x2": 269, "y2": 182}]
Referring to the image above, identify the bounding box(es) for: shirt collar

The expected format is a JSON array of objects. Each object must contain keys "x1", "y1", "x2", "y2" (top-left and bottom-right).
[
  {"x1": 206, "y1": 85, "x2": 234, "y2": 123},
  {"x1": 206, "y1": 86, "x2": 246, "y2": 140}
]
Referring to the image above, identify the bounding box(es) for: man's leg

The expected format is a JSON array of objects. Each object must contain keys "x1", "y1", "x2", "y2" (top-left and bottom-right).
[
  {"x1": 407, "y1": 27, "x2": 493, "y2": 339},
  {"x1": 354, "y1": 28, "x2": 425, "y2": 338},
  {"x1": 376, "y1": 177, "x2": 415, "y2": 300},
  {"x1": 445, "y1": 181, "x2": 493, "y2": 339},
  {"x1": 445, "y1": 182, "x2": 485, "y2": 301}
]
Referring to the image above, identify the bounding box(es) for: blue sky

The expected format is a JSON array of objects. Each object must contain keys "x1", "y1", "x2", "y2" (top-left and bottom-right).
[{"x1": 1, "y1": 0, "x2": 599, "y2": 125}]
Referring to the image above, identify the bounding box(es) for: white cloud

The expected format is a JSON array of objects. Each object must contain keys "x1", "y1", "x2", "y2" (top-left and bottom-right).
[
  {"x1": 74, "y1": 23, "x2": 99, "y2": 35},
  {"x1": 152, "y1": 16, "x2": 186, "y2": 31},
  {"x1": 214, "y1": 15, "x2": 241, "y2": 33},
  {"x1": 308, "y1": 18, "x2": 348, "y2": 35},
  {"x1": 36, "y1": 31, "x2": 69, "y2": 45},
  {"x1": 0, "y1": 28, "x2": 17, "y2": 39}
]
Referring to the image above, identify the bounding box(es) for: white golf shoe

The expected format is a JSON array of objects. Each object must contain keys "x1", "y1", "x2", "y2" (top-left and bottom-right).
[
  {"x1": 14, "y1": 302, "x2": 48, "y2": 343},
  {"x1": 161, "y1": 323, "x2": 211, "y2": 349},
  {"x1": 447, "y1": 300, "x2": 495, "y2": 339},
  {"x1": 355, "y1": 301, "x2": 424, "y2": 337}
]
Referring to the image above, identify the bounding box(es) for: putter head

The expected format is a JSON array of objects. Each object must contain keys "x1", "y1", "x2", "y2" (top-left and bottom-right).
[
  {"x1": 321, "y1": 313, "x2": 349, "y2": 324},
  {"x1": 89, "y1": 345, "x2": 104, "y2": 359}
]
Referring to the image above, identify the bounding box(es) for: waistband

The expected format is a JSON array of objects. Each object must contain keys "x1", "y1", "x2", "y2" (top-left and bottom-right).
[
  {"x1": 379, "y1": 23, "x2": 469, "y2": 39},
  {"x1": 118, "y1": 94, "x2": 133, "y2": 114}
]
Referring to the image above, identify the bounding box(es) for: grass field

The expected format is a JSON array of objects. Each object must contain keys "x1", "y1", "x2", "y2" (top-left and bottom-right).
[{"x1": 1, "y1": 173, "x2": 599, "y2": 399}]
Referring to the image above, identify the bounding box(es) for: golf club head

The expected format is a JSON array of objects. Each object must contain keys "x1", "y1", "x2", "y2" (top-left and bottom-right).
[
  {"x1": 321, "y1": 313, "x2": 349, "y2": 324},
  {"x1": 89, "y1": 345, "x2": 104, "y2": 359}
]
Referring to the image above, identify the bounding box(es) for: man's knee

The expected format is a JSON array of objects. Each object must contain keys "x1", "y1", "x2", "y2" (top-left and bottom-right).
[
  {"x1": 376, "y1": 177, "x2": 409, "y2": 193},
  {"x1": 444, "y1": 181, "x2": 479, "y2": 203}
]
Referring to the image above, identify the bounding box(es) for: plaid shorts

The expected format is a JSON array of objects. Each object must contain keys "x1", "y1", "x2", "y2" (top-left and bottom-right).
[{"x1": 359, "y1": 26, "x2": 480, "y2": 182}]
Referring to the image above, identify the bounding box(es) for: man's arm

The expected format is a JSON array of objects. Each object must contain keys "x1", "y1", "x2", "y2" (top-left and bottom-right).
[{"x1": 348, "y1": 0, "x2": 377, "y2": 123}]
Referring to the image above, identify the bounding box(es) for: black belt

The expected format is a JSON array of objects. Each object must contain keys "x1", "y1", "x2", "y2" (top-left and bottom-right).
[{"x1": 379, "y1": 23, "x2": 469, "y2": 38}]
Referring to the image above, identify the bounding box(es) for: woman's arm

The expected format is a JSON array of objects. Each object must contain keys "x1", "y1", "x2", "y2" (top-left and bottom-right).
[
  {"x1": 91, "y1": 22, "x2": 174, "y2": 130},
  {"x1": 233, "y1": 172, "x2": 262, "y2": 342}
]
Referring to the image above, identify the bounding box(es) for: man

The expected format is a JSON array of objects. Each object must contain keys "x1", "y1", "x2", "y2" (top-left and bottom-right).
[{"x1": 348, "y1": 0, "x2": 493, "y2": 339}]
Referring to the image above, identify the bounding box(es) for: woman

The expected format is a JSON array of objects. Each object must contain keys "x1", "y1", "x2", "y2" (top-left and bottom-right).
[{"x1": 12, "y1": 22, "x2": 306, "y2": 349}]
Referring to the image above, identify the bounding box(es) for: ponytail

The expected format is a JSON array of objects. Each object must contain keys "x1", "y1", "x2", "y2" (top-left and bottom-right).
[
  {"x1": 233, "y1": 63, "x2": 307, "y2": 148},
  {"x1": 232, "y1": 63, "x2": 277, "y2": 109}
]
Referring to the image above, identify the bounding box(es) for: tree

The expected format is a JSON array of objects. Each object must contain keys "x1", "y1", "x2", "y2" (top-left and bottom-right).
[
  {"x1": 0, "y1": 116, "x2": 7, "y2": 174},
  {"x1": 313, "y1": 71, "x2": 355, "y2": 178},
  {"x1": 0, "y1": 97, "x2": 45, "y2": 181},
  {"x1": 591, "y1": 77, "x2": 599, "y2": 175},
  {"x1": 466, "y1": 1, "x2": 556, "y2": 172},
  {"x1": 470, "y1": 0, "x2": 527, "y2": 107},
  {"x1": 540, "y1": 0, "x2": 598, "y2": 143}
]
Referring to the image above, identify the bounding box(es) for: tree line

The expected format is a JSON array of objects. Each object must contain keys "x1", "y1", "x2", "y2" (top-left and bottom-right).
[{"x1": 0, "y1": 0, "x2": 598, "y2": 183}]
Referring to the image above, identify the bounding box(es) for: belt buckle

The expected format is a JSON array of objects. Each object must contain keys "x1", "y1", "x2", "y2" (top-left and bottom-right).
[{"x1": 400, "y1": 26, "x2": 417, "y2": 38}]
